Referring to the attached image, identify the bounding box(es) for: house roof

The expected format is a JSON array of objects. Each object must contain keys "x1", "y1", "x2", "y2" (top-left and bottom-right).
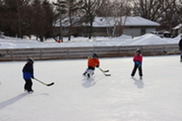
[
  {"x1": 172, "y1": 24, "x2": 182, "y2": 30},
  {"x1": 54, "y1": 16, "x2": 160, "y2": 27},
  {"x1": 92, "y1": 16, "x2": 160, "y2": 27}
]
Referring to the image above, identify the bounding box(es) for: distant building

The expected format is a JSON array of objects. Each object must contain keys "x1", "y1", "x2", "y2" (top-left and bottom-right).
[
  {"x1": 54, "y1": 16, "x2": 160, "y2": 37},
  {"x1": 172, "y1": 24, "x2": 182, "y2": 36}
]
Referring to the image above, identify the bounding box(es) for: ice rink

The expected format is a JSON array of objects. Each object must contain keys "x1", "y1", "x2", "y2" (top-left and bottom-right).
[{"x1": 0, "y1": 55, "x2": 182, "y2": 121}]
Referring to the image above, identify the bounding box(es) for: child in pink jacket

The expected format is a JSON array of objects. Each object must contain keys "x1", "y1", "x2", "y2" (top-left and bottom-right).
[{"x1": 131, "y1": 49, "x2": 143, "y2": 79}]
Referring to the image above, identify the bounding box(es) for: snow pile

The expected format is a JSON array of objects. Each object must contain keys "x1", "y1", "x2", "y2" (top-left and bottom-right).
[
  {"x1": 0, "y1": 34, "x2": 181, "y2": 49},
  {"x1": 120, "y1": 34, "x2": 180, "y2": 45}
]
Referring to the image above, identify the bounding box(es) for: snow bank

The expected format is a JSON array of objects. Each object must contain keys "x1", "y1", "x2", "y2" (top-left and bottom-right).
[{"x1": 0, "y1": 34, "x2": 181, "y2": 49}]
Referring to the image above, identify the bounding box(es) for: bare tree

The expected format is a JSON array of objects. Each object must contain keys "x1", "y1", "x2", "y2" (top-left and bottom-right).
[
  {"x1": 168, "y1": 0, "x2": 182, "y2": 27},
  {"x1": 132, "y1": 0, "x2": 182, "y2": 30},
  {"x1": 82, "y1": 0, "x2": 105, "y2": 39},
  {"x1": 65, "y1": 0, "x2": 83, "y2": 41},
  {"x1": 53, "y1": 0, "x2": 67, "y2": 42},
  {"x1": 97, "y1": 0, "x2": 131, "y2": 37},
  {"x1": 177, "y1": 0, "x2": 182, "y2": 23},
  {"x1": 132, "y1": 0, "x2": 164, "y2": 21}
]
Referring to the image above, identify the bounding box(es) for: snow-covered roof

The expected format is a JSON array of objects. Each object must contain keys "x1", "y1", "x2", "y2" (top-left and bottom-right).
[
  {"x1": 55, "y1": 16, "x2": 160, "y2": 27},
  {"x1": 54, "y1": 17, "x2": 81, "y2": 27},
  {"x1": 92, "y1": 16, "x2": 160, "y2": 27},
  {"x1": 172, "y1": 24, "x2": 182, "y2": 30}
]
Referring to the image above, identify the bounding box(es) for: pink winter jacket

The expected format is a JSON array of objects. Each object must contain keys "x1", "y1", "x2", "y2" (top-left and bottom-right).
[{"x1": 133, "y1": 55, "x2": 143, "y2": 63}]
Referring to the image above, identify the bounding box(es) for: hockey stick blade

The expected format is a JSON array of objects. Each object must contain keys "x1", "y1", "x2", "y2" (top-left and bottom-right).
[
  {"x1": 103, "y1": 70, "x2": 109, "y2": 73},
  {"x1": 99, "y1": 68, "x2": 109, "y2": 73},
  {"x1": 98, "y1": 68, "x2": 111, "y2": 76},
  {"x1": 46, "y1": 82, "x2": 54, "y2": 86},
  {"x1": 34, "y1": 78, "x2": 54, "y2": 86},
  {"x1": 105, "y1": 74, "x2": 111, "y2": 76}
]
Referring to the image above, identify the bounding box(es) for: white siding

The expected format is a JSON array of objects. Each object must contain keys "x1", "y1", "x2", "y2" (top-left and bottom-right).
[
  {"x1": 123, "y1": 28, "x2": 141, "y2": 37},
  {"x1": 146, "y1": 28, "x2": 156, "y2": 33},
  {"x1": 178, "y1": 28, "x2": 182, "y2": 34}
]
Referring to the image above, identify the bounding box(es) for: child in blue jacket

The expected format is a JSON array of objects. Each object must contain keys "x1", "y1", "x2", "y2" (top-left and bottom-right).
[{"x1": 22, "y1": 58, "x2": 34, "y2": 93}]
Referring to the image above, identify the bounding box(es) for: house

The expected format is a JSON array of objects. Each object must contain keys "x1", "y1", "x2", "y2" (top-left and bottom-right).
[
  {"x1": 92, "y1": 16, "x2": 160, "y2": 37},
  {"x1": 172, "y1": 24, "x2": 182, "y2": 36},
  {"x1": 54, "y1": 16, "x2": 160, "y2": 37}
]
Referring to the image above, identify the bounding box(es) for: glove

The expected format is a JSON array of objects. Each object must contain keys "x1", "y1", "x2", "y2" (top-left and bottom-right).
[
  {"x1": 32, "y1": 76, "x2": 34, "y2": 79},
  {"x1": 96, "y1": 65, "x2": 99, "y2": 68}
]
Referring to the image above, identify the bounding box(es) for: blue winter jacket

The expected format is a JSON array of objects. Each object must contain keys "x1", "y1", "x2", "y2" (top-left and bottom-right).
[{"x1": 22, "y1": 63, "x2": 34, "y2": 80}]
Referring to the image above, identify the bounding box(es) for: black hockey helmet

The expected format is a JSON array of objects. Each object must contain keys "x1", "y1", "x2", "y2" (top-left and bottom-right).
[{"x1": 92, "y1": 53, "x2": 98, "y2": 58}]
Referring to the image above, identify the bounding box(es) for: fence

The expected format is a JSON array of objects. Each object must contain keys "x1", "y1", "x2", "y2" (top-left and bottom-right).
[{"x1": 0, "y1": 44, "x2": 179, "y2": 61}]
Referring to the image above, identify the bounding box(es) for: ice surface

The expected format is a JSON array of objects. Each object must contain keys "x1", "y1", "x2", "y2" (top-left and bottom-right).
[{"x1": 0, "y1": 55, "x2": 182, "y2": 121}]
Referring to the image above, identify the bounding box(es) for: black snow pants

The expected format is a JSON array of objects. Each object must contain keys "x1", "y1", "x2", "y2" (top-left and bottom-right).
[
  {"x1": 131, "y1": 64, "x2": 143, "y2": 77},
  {"x1": 180, "y1": 50, "x2": 182, "y2": 60},
  {"x1": 24, "y1": 79, "x2": 33, "y2": 91}
]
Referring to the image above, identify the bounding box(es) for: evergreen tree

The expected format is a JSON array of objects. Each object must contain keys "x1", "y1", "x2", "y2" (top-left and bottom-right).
[{"x1": 31, "y1": 0, "x2": 54, "y2": 41}]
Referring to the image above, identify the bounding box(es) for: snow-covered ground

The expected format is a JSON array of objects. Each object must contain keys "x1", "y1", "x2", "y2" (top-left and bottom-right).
[
  {"x1": 0, "y1": 34, "x2": 181, "y2": 49},
  {"x1": 0, "y1": 55, "x2": 182, "y2": 121}
]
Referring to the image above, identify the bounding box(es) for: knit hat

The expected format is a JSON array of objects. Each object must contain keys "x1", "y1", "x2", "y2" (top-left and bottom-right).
[
  {"x1": 92, "y1": 53, "x2": 98, "y2": 58},
  {"x1": 27, "y1": 58, "x2": 34, "y2": 64},
  {"x1": 136, "y1": 49, "x2": 141, "y2": 54}
]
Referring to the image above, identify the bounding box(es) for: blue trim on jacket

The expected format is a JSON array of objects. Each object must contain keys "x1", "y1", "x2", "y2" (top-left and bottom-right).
[{"x1": 23, "y1": 72, "x2": 33, "y2": 80}]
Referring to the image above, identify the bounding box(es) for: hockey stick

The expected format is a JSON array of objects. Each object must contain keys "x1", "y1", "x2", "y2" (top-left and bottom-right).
[
  {"x1": 98, "y1": 67, "x2": 109, "y2": 73},
  {"x1": 33, "y1": 78, "x2": 54, "y2": 86},
  {"x1": 163, "y1": 50, "x2": 179, "y2": 55},
  {"x1": 98, "y1": 67, "x2": 111, "y2": 76}
]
